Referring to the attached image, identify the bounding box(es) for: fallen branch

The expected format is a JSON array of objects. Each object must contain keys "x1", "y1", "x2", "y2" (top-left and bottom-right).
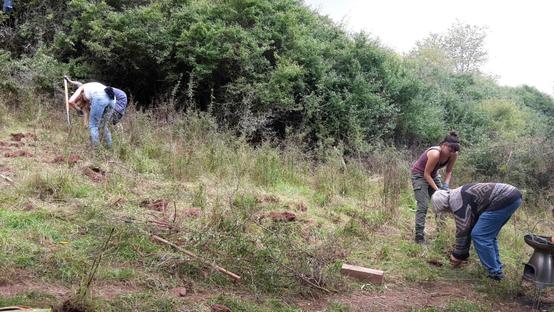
[
  {"x1": 150, "y1": 234, "x2": 241, "y2": 282},
  {"x1": 0, "y1": 174, "x2": 14, "y2": 184}
]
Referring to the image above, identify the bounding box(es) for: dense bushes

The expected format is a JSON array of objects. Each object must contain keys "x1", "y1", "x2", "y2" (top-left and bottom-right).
[{"x1": 1, "y1": 0, "x2": 554, "y2": 194}]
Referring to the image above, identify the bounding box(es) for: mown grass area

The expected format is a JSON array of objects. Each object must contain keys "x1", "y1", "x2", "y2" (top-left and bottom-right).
[{"x1": 0, "y1": 103, "x2": 551, "y2": 311}]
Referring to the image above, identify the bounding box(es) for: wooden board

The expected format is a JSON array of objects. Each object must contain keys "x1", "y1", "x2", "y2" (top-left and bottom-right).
[{"x1": 340, "y1": 263, "x2": 384, "y2": 284}]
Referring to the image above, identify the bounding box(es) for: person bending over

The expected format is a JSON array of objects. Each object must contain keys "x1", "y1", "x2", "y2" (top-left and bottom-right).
[
  {"x1": 431, "y1": 183, "x2": 522, "y2": 280},
  {"x1": 68, "y1": 82, "x2": 115, "y2": 148}
]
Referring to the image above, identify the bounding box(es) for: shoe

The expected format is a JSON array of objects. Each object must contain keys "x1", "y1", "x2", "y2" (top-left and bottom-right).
[
  {"x1": 488, "y1": 272, "x2": 504, "y2": 281},
  {"x1": 415, "y1": 235, "x2": 425, "y2": 244}
]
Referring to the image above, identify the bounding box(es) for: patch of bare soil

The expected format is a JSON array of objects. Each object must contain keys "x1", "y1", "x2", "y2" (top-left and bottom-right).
[
  {"x1": 82, "y1": 166, "x2": 106, "y2": 182},
  {"x1": 183, "y1": 208, "x2": 202, "y2": 218},
  {"x1": 211, "y1": 304, "x2": 232, "y2": 312},
  {"x1": 293, "y1": 281, "x2": 552, "y2": 312},
  {"x1": 3, "y1": 150, "x2": 33, "y2": 158},
  {"x1": 0, "y1": 280, "x2": 68, "y2": 300},
  {"x1": 9, "y1": 132, "x2": 37, "y2": 142},
  {"x1": 51, "y1": 154, "x2": 80, "y2": 165},
  {"x1": 0, "y1": 166, "x2": 13, "y2": 174},
  {"x1": 140, "y1": 199, "x2": 169, "y2": 212},
  {"x1": 261, "y1": 211, "x2": 296, "y2": 222}
]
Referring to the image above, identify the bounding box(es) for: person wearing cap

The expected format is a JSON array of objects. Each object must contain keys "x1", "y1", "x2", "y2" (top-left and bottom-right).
[{"x1": 431, "y1": 183, "x2": 522, "y2": 280}]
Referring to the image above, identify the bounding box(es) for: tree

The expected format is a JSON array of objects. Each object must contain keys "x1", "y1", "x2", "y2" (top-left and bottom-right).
[
  {"x1": 410, "y1": 21, "x2": 488, "y2": 74},
  {"x1": 442, "y1": 21, "x2": 488, "y2": 74}
]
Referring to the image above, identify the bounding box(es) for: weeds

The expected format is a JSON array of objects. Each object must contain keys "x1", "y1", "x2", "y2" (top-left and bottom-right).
[{"x1": 0, "y1": 103, "x2": 547, "y2": 310}]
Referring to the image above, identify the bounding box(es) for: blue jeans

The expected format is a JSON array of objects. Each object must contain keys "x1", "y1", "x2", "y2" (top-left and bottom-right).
[
  {"x1": 3, "y1": 0, "x2": 13, "y2": 12},
  {"x1": 89, "y1": 93, "x2": 114, "y2": 148},
  {"x1": 471, "y1": 197, "x2": 522, "y2": 275}
]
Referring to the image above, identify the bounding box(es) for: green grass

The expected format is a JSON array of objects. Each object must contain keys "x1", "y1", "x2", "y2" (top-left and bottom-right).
[{"x1": 0, "y1": 105, "x2": 548, "y2": 310}]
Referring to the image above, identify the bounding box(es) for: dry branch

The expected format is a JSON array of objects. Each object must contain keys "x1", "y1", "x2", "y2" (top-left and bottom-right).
[{"x1": 150, "y1": 234, "x2": 241, "y2": 281}]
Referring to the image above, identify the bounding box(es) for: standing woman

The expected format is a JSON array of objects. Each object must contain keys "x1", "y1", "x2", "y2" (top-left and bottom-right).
[
  {"x1": 68, "y1": 82, "x2": 115, "y2": 148},
  {"x1": 411, "y1": 131, "x2": 460, "y2": 243}
]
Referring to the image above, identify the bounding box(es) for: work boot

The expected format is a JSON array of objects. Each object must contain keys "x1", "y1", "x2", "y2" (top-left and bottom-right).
[
  {"x1": 487, "y1": 271, "x2": 504, "y2": 281},
  {"x1": 415, "y1": 235, "x2": 425, "y2": 244}
]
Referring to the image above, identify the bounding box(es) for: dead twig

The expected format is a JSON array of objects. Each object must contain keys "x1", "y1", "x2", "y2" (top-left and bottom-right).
[
  {"x1": 0, "y1": 173, "x2": 14, "y2": 184},
  {"x1": 150, "y1": 234, "x2": 241, "y2": 282}
]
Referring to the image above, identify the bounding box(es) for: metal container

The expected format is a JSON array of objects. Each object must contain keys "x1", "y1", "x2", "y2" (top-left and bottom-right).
[{"x1": 523, "y1": 234, "x2": 554, "y2": 289}]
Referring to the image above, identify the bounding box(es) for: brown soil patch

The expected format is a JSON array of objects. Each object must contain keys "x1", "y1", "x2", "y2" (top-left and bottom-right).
[
  {"x1": 51, "y1": 154, "x2": 80, "y2": 165},
  {"x1": 211, "y1": 304, "x2": 231, "y2": 312},
  {"x1": 183, "y1": 208, "x2": 202, "y2": 218},
  {"x1": 9, "y1": 132, "x2": 37, "y2": 142},
  {"x1": 10, "y1": 133, "x2": 26, "y2": 142},
  {"x1": 170, "y1": 287, "x2": 188, "y2": 298},
  {"x1": 4, "y1": 150, "x2": 33, "y2": 158},
  {"x1": 140, "y1": 199, "x2": 169, "y2": 212},
  {"x1": 9, "y1": 142, "x2": 24, "y2": 148},
  {"x1": 295, "y1": 281, "x2": 547, "y2": 312},
  {"x1": 0, "y1": 280, "x2": 68, "y2": 300},
  {"x1": 51, "y1": 155, "x2": 66, "y2": 164},
  {"x1": 260, "y1": 211, "x2": 296, "y2": 222},
  {"x1": 82, "y1": 166, "x2": 106, "y2": 182},
  {"x1": 93, "y1": 282, "x2": 143, "y2": 300},
  {"x1": 67, "y1": 154, "x2": 80, "y2": 165}
]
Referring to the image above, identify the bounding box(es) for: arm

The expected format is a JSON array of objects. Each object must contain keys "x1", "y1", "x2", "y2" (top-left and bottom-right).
[
  {"x1": 443, "y1": 153, "x2": 458, "y2": 185},
  {"x1": 68, "y1": 86, "x2": 85, "y2": 110},
  {"x1": 451, "y1": 211, "x2": 472, "y2": 261},
  {"x1": 423, "y1": 149, "x2": 440, "y2": 191},
  {"x1": 64, "y1": 75, "x2": 83, "y2": 87}
]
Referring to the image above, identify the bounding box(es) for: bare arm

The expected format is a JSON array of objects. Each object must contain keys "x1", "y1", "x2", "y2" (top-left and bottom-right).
[
  {"x1": 424, "y1": 149, "x2": 440, "y2": 191},
  {"x1": 64, "y1": 75, "x2": 83, "y2": 87},
  {"x1": 443, "y1": 153, "x2": 458, "y2": 185},
  {"x1": 68, "y1": 86, "x2": 85, "y2": 109}
]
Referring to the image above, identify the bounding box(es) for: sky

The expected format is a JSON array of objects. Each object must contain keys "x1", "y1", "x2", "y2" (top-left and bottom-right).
[{"x1": 303, "y1": 0, "x2": 554, "y2": 96}]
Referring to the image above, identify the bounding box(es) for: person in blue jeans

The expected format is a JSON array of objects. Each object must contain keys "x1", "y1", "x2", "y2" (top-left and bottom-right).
[
  {"x1": 431, "y1": 183, "x2": 522, "y2": 280},
  {"x1": 2, "y1": 0, "x2": 13, "y2": 13},
  {"x1": 68, "y1": 82, "x2": 115, "y2": 148},
  {"x1": 65, "y1": 76, "x2": 128, "y2": 125}
]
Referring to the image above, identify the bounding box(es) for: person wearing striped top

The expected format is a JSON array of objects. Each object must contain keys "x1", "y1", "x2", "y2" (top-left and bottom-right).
[{"x1": 432, "y1": 183, "x2": 522, "y2": 280}]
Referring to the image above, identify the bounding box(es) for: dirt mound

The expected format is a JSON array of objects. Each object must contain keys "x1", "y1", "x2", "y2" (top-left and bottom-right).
[
  {"x1": 260, "y1": 211, "x2": 296, "y2": 222},
  {"x1": 140, "y1": 199, "x2": 169, "y2": 212},
  {"x1": 170, "y1": 287, "x2": 188, "y2": 298},
  {"x1": 211, "y1": 304, "x2": 231, "y2": 312},
  {"x1": 82, "y1": 166, "x2": 106, "y2": 182},
  {"x1": 184, "y1": 208, "x2": 202, "y2": 218},
  {"x1": 4, "y1": 150, "x2": 33, "y2": 158},
  {"x1": 9, "y1": 132, "x2": 36, "y2": 142},
  {"x1": 51, "y1": 154, "x2": 80, "y2": 165}
]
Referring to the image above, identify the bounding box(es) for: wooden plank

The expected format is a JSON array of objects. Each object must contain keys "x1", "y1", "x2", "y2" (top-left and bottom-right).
[{"x1": 341, "y1": 264, "x2": 384, "y2": 284}]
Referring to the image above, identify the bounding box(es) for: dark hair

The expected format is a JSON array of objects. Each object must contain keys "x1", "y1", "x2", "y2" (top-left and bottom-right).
[
  {"x1": 104, "y1": 87, "x2": 115, "y2": 100},
  {"x1": 440, "y1": 131, "x2": 460, "y2": 152}
]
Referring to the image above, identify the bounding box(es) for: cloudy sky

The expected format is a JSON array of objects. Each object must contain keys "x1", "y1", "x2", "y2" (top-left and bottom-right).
[{"x1": 303, "y1": 0, "x2": 554, "y2": 96}]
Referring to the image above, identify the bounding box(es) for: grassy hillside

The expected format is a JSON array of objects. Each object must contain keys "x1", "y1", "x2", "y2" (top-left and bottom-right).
[{"x1": 0, "y1": 105, "x2": 551, "y2": 311}]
